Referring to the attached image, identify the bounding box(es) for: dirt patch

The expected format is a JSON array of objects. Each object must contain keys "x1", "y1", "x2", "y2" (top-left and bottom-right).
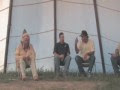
[{"x1": 0, "y1": 80, "x2": 105, "y2": 90}]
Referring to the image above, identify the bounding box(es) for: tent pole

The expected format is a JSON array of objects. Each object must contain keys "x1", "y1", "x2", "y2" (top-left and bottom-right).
[
  {"x1": 4, "y1": 0, "x2": 13, "y2": 73},
  {"x1": 93, "y1": 0, "x2": 106, "y2": 74},
  {"x1": 54, "y1": 0, "x2": 57, "y2": 44}
]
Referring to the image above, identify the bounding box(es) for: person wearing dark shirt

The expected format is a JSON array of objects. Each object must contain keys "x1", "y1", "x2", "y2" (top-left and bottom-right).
[
  {"x1": 53, "y1": 32, "x2": 71, "y2": 77},
  {"x1": 111, "y1": 44, "x2": 120, "y2": 75}
]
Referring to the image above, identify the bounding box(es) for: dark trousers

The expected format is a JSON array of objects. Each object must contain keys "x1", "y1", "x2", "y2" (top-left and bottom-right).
[
  {"x1": 75, "y1": 54, "x2": 95, "y2": 74},
  {"x1": 111, "y1": 56, "x2": 120, "y2": 74}
]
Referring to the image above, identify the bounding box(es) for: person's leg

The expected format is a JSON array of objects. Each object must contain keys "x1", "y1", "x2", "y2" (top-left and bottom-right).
[
  {"x1": 30, "y1": 60, "x2": 39, "y2": 80},
  {"x1": 88, "y1": 54, "x2": 95, "y2": 73},
  {"x1": 111, "y1": 56, "x2": 120, "y2": 74},
  {"x1": 75, "y1": 55, "x2": 85, "y2": 75},
  {"x1": 16, "y1": 59, "x2": 21, "y2": 78},
  {"x1": 54, "y1": 56, "x2": 61, "y2": 76},
  {"x1": 64, "y1": 56, "x2": 71, "y2": 75},
  {"x1": 19, "y1": 60, "x2": 26, "y2": 80}
]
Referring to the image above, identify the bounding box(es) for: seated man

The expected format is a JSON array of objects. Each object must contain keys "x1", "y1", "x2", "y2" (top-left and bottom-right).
[
  {"x1": 15, "y1": 30, "x2": 38, "y2": 81},
  {"x1": 54, "y1": 32, "x2": 71, "y2": 77},
  {"x1": 111, "y1": 44, "x2": 120, "y2": 75},
  {"x1": 75, "y1": 30, "x2": 95, "y2": 77}
]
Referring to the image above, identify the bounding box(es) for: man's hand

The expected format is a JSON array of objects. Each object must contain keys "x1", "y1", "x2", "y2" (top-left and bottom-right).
[
  {"x1": 112, "y1": 54, "x2": 117, "y2": 58},
  {"x1": 22, "y1": 54, "x2": 31, "y2": 60},
  {"x1": 22, "y1": 56, "x2": 27, "y2": 60},
  {"x1": 26, "y1": 56, "x2": 31, "y2": 60},
  {"x1": 86, "y1": 51, "x2": 94, "y2": 56},
  {"x1": 59, "y1": 54, "x2": 64, "y2": 61},
  {"x1": 115, "y1": 49, "x2": 119, "y2": 56},
  {"x1": 111, "y1": 49, "x2": 119, "y2": 58},
  {"x1": 25, "y1": 54, "x2": 31, "y2": 60},
  {"x1": 54, "y1": 53, "x2": 64, "y2": 61},
  {"x1": 83, "y1": 54, "x2": 88, "y2": 61}
]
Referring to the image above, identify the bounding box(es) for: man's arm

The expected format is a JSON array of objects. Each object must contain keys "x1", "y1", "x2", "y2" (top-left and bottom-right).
[
  {"x1": 54, "y1": 52, "x2": 60, "y2": 57},
  {"x1": 54, "y1": 52, "x2": 64, "y2": 60},
  {"x1": 53, "y1": 44, "x2": 64, "y2": 60},
  {"x1": 112, "y1": 44, "x2": 120, "y2": 57},
  {"x1": 30, "y1": 45, "x2": 36, "y2": 60},
  {"x1": 86, "y1": 51, "x2": 95, "y2": 56},
  {"x1": 53, "y1": 43, "x2": 60, "y2": 57},
  {"x1": 111, "y1": 49, "x2": 119, "y2": 58},
  {"x1": 67, "y1": 44, "x2": 70, "y2": 56},
  {"x1": 86, "y1": 40, "x2": 95, "y2": 56},
  {"x1": 15, "y1": 46, "x2": 23, "y2": 60}
]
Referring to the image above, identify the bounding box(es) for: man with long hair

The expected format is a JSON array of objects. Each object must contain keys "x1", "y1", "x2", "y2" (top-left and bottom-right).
[{"x1": 16, "y1": 29, "x2": 38, "y2": 81}]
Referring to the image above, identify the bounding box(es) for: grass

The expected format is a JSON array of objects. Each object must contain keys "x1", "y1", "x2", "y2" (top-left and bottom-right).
[{"x1": 0, "y1": 71, "x2": 120, "y2": 90}]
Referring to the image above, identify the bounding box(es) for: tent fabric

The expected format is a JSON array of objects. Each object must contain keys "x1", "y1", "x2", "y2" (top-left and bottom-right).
[{"x1": 0, "y1": 0, "x2": 120, "y2": 73}]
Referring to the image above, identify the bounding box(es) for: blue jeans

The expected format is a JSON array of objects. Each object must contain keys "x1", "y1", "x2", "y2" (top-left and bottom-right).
[{"x1": 75, "y1": 54, "x2": 95, "y2": 74}]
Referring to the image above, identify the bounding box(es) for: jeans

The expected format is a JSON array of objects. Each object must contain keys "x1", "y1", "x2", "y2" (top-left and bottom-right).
[
  {"x1": 75, "y1": 54, "x2": 95, "y2": 74},
  {"x1": 111, "y1": 56, "x2": 120, "y2": 74}
]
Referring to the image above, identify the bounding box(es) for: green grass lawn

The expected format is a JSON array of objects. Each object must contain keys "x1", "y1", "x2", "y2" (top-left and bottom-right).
[{"x1": 0, "y1": 71, "x2": 120, "y2": 90}]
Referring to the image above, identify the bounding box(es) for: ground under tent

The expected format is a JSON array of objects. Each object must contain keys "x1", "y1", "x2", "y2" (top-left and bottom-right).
[{"x1": 0, "y1": 0, "x2": 120, "y2": 73}]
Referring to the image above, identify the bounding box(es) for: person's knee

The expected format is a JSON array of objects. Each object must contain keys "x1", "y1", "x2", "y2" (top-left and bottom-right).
[
  {"x1": 66, "y1": 55, "x2": 71, "y2": 61},
  {"x1": 111, "y1": 56, "x2": 114, "y2": 60},
  {"x1": 75, "y1": 56, "x2": 81, "y2": 61},
  {"x1": 54, "y1": 56, "x2": 60, "y2": 62},
  {"x1": 111, "y1": 56, "x2": 116, "y2": 63},
  {"x1": 90, "y1": 54, "x2": 95, "y2": 61},
  {"x1": 90, "y1": 54, "x2": 95, "y2": 59},
  {"x1": 92, "y1": 56, "x2": 95, "y2": 62},
  {"x1": 19, "y1": 59, "x2": 24, "y2": 65},
  {"x1": 75, "y1": 56, "x2": 83, "y2": 64},
  {"x1": 75, "y1": 56, "x2": 79, "y2": 61},
  {"x1": 54, "y1": 56, "x2": 60, "y2": 59},
  {"x1": 54, "y1": 56, "x2": 60, "y2": 66}
]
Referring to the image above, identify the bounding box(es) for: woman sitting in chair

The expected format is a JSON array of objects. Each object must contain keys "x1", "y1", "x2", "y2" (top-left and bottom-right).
[
  {"x1": 15, "y1": 29, "x2": 38, "y2": 81},
  {"x1": 75, "y1": 30, "x2": 95, "y2": 77}
]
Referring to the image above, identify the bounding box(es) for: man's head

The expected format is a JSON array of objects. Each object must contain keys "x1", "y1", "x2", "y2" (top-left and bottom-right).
[
  {"x1": 81, "y1": 30, "x2": 89, "y2": 43},
  {"x1": 59, "y1": 32, "x2": 64, "y2": 43},
  {"x1": 22, "y1": 29, "x2": 30, "y2": 49}
]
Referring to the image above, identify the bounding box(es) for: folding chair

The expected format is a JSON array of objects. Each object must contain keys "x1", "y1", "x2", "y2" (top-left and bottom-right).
[
  {"x1": 82, "y1": 62, "x2": 96, "y2": 75},
  {"x1": 59, "y1": 61, "x2": 65, "y2": 74}
]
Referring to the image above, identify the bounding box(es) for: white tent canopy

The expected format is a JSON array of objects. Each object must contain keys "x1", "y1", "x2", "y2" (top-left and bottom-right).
[
  {"x1": 0, "y1": 0, "x2": 120, "y2": 73},
  {"x1": 0, "y1": 0, "x2": 10, "y2": 71}
]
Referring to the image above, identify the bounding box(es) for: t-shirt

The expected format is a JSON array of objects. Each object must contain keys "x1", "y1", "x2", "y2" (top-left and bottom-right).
[
  {"x1": 54, "y1": 42, "x2": 70, "y2": 57},
  {"x1": 77, "y1": 39, "x2": 95, "y2": 60}
]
